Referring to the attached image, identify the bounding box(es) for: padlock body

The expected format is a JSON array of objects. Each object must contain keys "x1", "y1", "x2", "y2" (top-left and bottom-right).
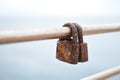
[
  {"x1": 56, "y1": 40, "x2": 79, "y2": 64},
  {"x1": 79, "y1": 42, "x2": 88, "y2": 62}
]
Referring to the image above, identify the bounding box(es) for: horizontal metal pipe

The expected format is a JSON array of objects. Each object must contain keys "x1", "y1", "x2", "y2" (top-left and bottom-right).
[
  {"x1": 0, "y1": 23, "x2": 120, "y2": 44},
  {"x1": 81, "y1": 66, "x2": 120, "y2": 80}
]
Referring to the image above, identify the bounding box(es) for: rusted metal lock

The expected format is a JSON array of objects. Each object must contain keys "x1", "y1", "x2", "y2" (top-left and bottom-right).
[
  {"x1": 56, "y1": 23, "x2": 79, "y2": 64},
  {"x1": 73, "y1": 23, "x2": 88, "y2": 62}
]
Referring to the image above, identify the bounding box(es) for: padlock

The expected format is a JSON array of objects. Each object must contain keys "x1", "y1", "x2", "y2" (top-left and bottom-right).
[
  {"x1": 73, "y1": 23, "x2": 88, "y2": 62},
  {"x1": 56, "y1": 23, "x2": 79, "y2": 64}
]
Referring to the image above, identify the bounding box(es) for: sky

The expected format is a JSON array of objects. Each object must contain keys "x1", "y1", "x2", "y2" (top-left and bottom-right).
[{"x1": 0, "y1": 0, "x2": 120, "y2": 17}]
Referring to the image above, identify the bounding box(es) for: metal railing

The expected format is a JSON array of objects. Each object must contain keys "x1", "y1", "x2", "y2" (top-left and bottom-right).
[
  {"x1": 0, "y1": 23, "x2": 120, "y2": 44},
  {"x1": 81, "y1": 66, "x2": 120, "y2": 80},
  {"x1": 0, "y1": 23, "x2": 120, "y2": 79}
]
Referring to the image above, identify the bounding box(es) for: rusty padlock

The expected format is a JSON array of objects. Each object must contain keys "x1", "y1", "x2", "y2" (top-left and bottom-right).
[
  {"x1": 73, "y1": 23, "x2": 88, "y2": 62},
  {"x1": 56, "y1": 23, "x2": 79, "y2": 64}
]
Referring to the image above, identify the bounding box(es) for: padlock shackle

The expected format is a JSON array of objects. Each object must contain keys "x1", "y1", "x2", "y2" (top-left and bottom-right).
[
  {"x1": 73, "y1": 23, "x2": 83, "y2": 43},
  {"x1": 62, "y1": 23, "x2": 78, "y2": 44}
]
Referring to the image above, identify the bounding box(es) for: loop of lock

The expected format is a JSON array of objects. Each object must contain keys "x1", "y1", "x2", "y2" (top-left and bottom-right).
[{"x1": 56, "y1": 23, "x2": 88, "y2": 64}]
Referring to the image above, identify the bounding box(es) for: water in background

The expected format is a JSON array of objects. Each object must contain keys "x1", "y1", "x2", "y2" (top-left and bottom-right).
[{"x1": 0, "y1": 17, "x2": 120, "y2": 80}]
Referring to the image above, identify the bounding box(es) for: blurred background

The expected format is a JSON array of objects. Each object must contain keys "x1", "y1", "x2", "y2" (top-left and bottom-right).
[{"x1": 0, "y1": 0, "x2": 120, "y2": 80}]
